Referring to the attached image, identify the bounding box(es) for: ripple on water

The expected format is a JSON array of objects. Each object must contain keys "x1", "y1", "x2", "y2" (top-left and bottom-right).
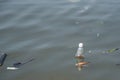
[{"x1": 1, "y1": 0, "x2": 120, "y2": 80}]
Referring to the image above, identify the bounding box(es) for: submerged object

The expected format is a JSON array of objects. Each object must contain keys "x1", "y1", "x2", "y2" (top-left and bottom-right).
[
  {"x1": 0, "y1": 52, "x2": 7, "y2": 66},
  {"x1": 7, "y1": 67, "x2": 19, "y2": 70},
  {"x1": 13, "y1": 62, "x2": 22, "y2": 67},
  {"x1": 13, "y1": 58, "x2": 35, "y2": 67},
  {"x1": 75, "y1": 61, "x2": 90, "y2": 71},
  {"x1": 107, "y1": 48, "x2": 119, "y2": 53},
  {"x1": 7, "y1": 58, "x2": 34, "y2": 70},
  {"x1": 75, "y1": 43, "x2": 84, "y2": 60}
]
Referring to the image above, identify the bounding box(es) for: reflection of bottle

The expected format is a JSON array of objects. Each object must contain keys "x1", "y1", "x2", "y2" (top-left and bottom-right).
[
  {"x1": 75, "y1": 43, "x2": 84, "y2": 60},
  {"x1": 75, "y1": 61, "x2": 90, "y2": 71}
]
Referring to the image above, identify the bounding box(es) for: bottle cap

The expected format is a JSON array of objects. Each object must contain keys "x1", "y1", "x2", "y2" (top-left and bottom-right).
[{"x1": 79, "y1": 43, "x2": 83, "y2": 48}]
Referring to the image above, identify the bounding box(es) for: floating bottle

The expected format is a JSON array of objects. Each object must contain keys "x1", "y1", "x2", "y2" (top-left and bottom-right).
[{"x1": 75, "y1": 43, "x2": 84, "y2": 60}]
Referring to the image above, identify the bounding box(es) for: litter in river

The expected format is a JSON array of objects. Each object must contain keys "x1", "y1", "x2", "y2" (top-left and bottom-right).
[
  {"x1": 87, "y1": 48, "x2": 120, "y2": 55},
  {"x1": 13, "y1": 58, "x2": 35, "y2": 67},
  {"x1": 75, "y1": 43, "x2": 89, "y2": 71},
  {"x1": 7, "y1": 67, "x2": 19, "y2": 70},
  {"x1": 0, "y1": 43, "x2": 120, "y2": 71},
  {"x1": 75, "y1": 43, "x2": 84, "y2": 60},
  {"x1": 7, "y1": 58, "x2": 35, "y2": 70},
  {"x1": 74, "y1": 43, "x2": 120, "y2": 71},
  {"x1": 107, "y1": 48, "x2": 119, "y2": 53},
  {"x1": 0, "y1": 51, "x2": 7, "y2": 66}
]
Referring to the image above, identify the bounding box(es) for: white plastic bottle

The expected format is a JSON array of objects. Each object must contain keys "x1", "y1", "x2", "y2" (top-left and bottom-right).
[{"x1": 75, "y1": 43, "x2": 84, "y2": 59}]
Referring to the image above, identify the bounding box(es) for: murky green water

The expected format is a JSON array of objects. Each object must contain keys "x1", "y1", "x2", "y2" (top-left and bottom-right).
[{"x1": 0, "y1": 0, "x2": 120, "y2": 80}]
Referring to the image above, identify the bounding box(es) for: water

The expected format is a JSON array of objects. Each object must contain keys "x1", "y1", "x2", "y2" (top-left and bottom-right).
[{"x1": 0, "y1": 0, "x2": 120, "y2": 80}]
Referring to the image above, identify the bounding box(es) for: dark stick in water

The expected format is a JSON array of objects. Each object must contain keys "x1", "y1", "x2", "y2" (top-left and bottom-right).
[
  {"x1": 0, "y1": 53, "x2": 7, "y2": 66},
  {"x1": 13, "y1": 58, "x2": 35, "y2": 67}
]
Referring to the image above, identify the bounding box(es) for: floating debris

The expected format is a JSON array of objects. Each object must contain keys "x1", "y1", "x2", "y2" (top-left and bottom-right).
[
  {"x1": 13, "y1": 58, "x2": 35, "y2": 67},
  {"x1": 75, "y1": 43, "x2": 84, "y2": 59},
  {"x1": 75, "y1": 43, "x2": 89, "y2": 71},
  {"x1": 75, "y1": 43, "x2": 84, "y2": 63},
  {"x1": 0, "y1": 52, "x2": 7, "y2": 66},
  {"x1": 7, "y1": 58, "x2": 35, "y2": 70},
  {"x1": 7, "y1": 67, "x2": 19, "y2": 70},
  {"x1": 107, "y1": 48, "x2": 119, "y2": 53}
]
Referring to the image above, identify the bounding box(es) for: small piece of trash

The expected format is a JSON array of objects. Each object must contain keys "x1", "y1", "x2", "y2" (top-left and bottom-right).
[
  {"x1": 7, "y1": 67, "x2": 19, "y2": 70},
  {"x1": 75, "y1": 43, "x2": 84, "y2": 58},
  {"x1": 0, "y1": 51, "x2": 7, "y2": 66},
  {"x1": 7, "y1": 58, "x2": 35, "y2": 70},
  {"x1": 13, "y1": 58, "x2": 35, "y2": 67},
  {"x1": 107, "y1": 48, "x2": 119, "y2": 53},
  {"x1": 75, "y1": 43, "x2": 89, "y2": 71}
]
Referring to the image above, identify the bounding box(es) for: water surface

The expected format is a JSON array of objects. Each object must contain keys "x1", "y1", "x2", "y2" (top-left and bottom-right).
[{"x1": 0, "y1": 0, "x2": 120, "y2": 80}]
